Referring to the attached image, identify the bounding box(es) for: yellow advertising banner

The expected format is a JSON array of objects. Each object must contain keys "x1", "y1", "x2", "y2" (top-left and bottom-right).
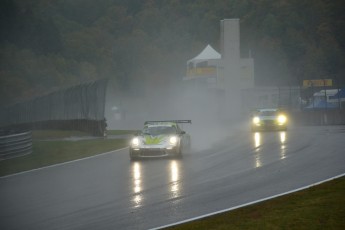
[
  {"x1": 187, "y1": 67, "x2": 216, "y2": 77},
  {"x1": 303, "y1": 79, "x2": 333, "y2": 87}
]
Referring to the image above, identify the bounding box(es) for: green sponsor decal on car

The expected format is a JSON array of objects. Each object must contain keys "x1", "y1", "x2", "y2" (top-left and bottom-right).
[{"x1": 144, "y1": 135, "x2": 166, "y2": 144}]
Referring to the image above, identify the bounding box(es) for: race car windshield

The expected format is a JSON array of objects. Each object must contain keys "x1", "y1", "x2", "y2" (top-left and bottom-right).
[
  {"x1": 258, "y1": 111, "x2": 278, "y2": 116},
  {"x1": 142, "y1": 126, "x2": 177, "y2": 136}
]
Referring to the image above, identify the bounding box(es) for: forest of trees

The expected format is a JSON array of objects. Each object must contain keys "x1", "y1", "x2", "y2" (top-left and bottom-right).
[{"x1": 1, "y1": 0, "x2": 344, "y2": 107}]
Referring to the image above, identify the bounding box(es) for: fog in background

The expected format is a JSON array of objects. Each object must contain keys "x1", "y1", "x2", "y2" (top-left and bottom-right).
[
  {"x1": 105, "y1": 76, "x2": 246, "y2": 151},
  {"x1": 2, "y1": 0, "x2": 344, "y2": 107},
  {"x1": 1, "y1": 0, "x2": 344, "y2": 144}
]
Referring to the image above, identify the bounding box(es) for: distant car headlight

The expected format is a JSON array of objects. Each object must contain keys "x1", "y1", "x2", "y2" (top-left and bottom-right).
[
  {"x1": 277, "y1": 115, "x2": 287, "y2": 124},
  {"x1": 253, "y1": 116, "x2": 260, "y2": 124},
  {"x1": 131, "y1": 137, "x2": 140, "y2": 146},
  {"x1": 169, "y1": 136, "x2": 178, "y2": 145}
]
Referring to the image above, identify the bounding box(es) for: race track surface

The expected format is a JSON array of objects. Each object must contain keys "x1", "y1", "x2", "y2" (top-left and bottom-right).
[{"x1": 1, "y1": 125, "x2": 345, "y2": 229}]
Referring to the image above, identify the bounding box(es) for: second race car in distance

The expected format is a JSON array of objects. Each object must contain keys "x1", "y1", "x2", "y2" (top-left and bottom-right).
[
  {"x1": 129, "y1": 120, "x2": 191, "y2": 161},
  {"x1": 251, "y1": 108, "x2": 288, "y2": 132}
]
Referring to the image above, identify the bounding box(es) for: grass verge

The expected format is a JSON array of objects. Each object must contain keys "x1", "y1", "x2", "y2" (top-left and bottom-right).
[
  {"x1": 166, "y1": 176, "x2": 345, "y2": 230},
  {"x1": 0, "y1": 130, "x2": 132, "y2": 176}
]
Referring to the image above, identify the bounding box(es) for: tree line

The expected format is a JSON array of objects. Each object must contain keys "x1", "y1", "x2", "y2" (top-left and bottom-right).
[{"x1": 1, "y1": 0, "x2": 344, "y2": 106}]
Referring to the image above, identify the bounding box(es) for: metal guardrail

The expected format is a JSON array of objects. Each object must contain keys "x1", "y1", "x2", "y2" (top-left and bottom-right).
[{"x1": 0, "y1": 131, "x2": 32, "y2": 160}]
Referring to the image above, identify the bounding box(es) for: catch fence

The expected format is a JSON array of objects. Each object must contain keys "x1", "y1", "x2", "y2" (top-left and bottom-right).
[{"x1": 0, "y1": 79, "x2": 108, "y2": 136}]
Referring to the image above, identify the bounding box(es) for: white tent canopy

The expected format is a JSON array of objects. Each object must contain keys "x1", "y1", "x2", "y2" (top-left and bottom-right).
[{"x1": 187, "y1": 44, "x2": 221, "y2": 65}]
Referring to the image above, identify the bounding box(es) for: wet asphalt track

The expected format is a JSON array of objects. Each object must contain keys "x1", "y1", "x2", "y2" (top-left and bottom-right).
[{"x1": 1, "y1": 125, "x2": 345, "y2": 230}]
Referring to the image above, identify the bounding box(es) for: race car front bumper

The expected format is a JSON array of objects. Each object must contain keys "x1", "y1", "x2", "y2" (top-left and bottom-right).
[
  {"x1": 130, "y1": 145, "x2": 180, "y2": 159},
  {"x1": 252, "y1": 120, "x2": 287, "y2": 131}
]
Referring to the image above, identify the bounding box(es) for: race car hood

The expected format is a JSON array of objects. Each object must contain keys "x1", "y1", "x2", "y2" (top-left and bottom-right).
[
  {"x1": 259, "y1": 115, "x2": 276, "y2": 121},
  {"x1": 142, "y1": 135, "x2": 168, "y2": 145}
]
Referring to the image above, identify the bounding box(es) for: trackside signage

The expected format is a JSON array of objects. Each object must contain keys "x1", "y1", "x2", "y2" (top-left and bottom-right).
[{"x1": 303, "y1": 79, "x2": 333, "y2": 87}]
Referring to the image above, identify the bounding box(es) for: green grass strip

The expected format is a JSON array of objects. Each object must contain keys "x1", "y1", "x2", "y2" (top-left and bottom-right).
[
  {"x1": 0, "y1": 130, "x2": 132, "y2": 176},
  {"x1": 166, "y1": 177, "x2": 345, "y2": 230}
]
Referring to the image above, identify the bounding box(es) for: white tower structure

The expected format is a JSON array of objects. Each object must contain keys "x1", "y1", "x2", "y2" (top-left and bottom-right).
[
  {"x1": 183, "y1": 18, "x2": 254, "y2": 120},
  {"x1": 220, "y1": 19, "x2": 254, "y2": 119},
  {"x1": 221, "y1": 19, "x2": 241, "y2": 118}
]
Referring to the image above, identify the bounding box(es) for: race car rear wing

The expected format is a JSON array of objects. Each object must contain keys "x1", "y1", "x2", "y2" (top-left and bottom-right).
[{"x1": 144, "y1": 120, "x2": 192, "y2": 125}]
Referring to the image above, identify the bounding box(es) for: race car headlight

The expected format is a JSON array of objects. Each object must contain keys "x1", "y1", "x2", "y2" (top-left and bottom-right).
[
  {"x1": 252, "y1": 116, "x2": 260, "y2": 124},
  {"x1": 169, "y1": 136, "x2": 178, "y2": 145},
  {"x1": 277, "y1": 115, "x2": 287, "y2": 124},
  {"x1": 131, "y1": 137, "x2": 140, "y2": 147}
]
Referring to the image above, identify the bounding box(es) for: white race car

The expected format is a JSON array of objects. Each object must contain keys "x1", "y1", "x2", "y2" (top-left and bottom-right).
[
  {"x1": 251, "y1": 108, "x2": 288, "y2": 132},
  {"x1": 129, "y1": 120, "x2": 191, "y2": 160}
]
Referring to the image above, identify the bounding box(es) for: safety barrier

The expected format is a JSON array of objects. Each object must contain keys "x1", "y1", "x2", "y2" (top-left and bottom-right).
[
  {"x1": 290, "y1": 109, "x2": 345, "y2": 126},
  {"x1": 0, "y1": 131, "x2": 32, "y2": 160}
]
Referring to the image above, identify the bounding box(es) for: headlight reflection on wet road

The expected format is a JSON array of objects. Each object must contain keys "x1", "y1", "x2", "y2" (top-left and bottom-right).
[
  {"x1": 252, "y1": 131, "x2": 288, "y2": 168},
  {"x1": 254, "y1": 132, "x2": 261, "y2": 149},
  {"x1": 132, "y1": 162, "x2": 142, "y2": 208},
  {"x1": 131, "y1": 160, "x2": 182, "y2": 208},
  {"x1": 280, "y1": 131, "x2": 287, "y2": 159},
  {"x1": 170, "y1": 160, "x2": 180, "y2": 199},
  {"x1": 254, "y1": 132, "x2": 262, "y2": 168}
]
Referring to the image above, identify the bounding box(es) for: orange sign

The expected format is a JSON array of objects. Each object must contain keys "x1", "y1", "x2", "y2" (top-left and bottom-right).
[{"x1": 303, "y1": 79, "x2": 332, "y2": 87}]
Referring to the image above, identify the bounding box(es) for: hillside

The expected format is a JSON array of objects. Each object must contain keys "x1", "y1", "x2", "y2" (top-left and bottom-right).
[{"x1": 1, "y1": 0, "x2": 344, "y2": 106}]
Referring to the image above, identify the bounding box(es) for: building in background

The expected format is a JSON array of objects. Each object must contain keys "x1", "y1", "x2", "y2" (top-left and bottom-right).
[
  {"x1": 184, "y1": 19, "x2": 254, "y2": 91},
  {"x1": 183, "y1": 19, "x2": 255, "y2": 120}
]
